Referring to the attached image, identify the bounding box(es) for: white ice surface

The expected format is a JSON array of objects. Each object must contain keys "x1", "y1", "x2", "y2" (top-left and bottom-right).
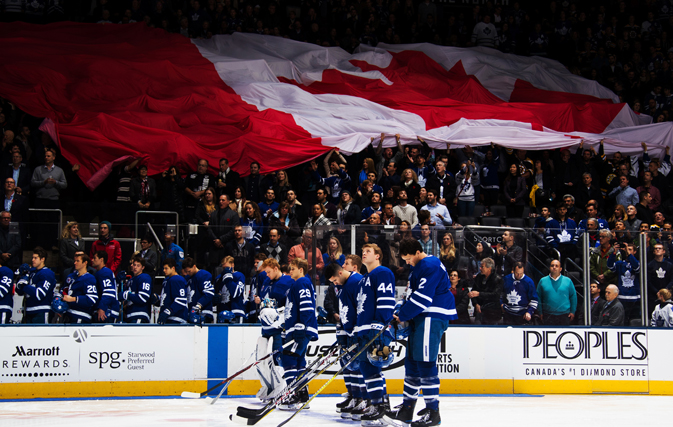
[{"x1": 1, "y1": 394, "x2": 670, "y2": 427}]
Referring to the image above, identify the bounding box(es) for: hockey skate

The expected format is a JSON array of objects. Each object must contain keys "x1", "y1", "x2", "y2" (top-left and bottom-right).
[
  {"x1": 336, "y1": 394, "x2": 354, "y2": 413},
  {"x1": 341, "y1": 397, "x2": 363, "y2": 419},
  {"x1": 410, "y1": 408, "x2": 441, "y2": 427},
  {"x1": 361, "y1": 402, "x2": 387, "y2": 426},
  {"x1": 382, "y1": 402, "x2": 415, "y2": 427},
  {"x1": 350, "y1": 398, "x2": 370, "y2": 420}
]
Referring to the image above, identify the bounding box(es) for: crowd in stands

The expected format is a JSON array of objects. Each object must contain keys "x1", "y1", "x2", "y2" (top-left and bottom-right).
[{"x1": 2, "y1": 1, "x2": 673, "y2": 326}]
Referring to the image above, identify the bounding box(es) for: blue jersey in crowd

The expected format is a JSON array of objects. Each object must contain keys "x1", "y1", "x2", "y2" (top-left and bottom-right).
[
  {"x1": 397, "y1": 256, "x2": 457, "y2": 323},
  {"x1": 355, "y1": 265, "x2": 396, "y2": 337},
  {"x1": 283, "y1": 276, "x2": 318, "y2": 341},
  {"x1": 161, "y1": 243, "x2": 184, "y2": 272},
  {"x1": 502, "y1": 273, "x2": 539, "y2": 316},
  {"x1": 67, "y1": 273, "x2": 98, "y2": 323},
  {"x1": 95, "y1": 267, "x2": 120, "y2": 319},
  {"x1": 188, "y1": 269, "x2": 214, "y2": 319},
  {"x1": 608, "y1": 253, "x2": 641, "y2": 301},
  {"x1": 21, "y1": 267, "x2": 56, "y2": 316},
  {"x1": 160, "y1": 274, "x2": 189, "y2": 323},
  {"x1": 124, "y1": 273, "x2": 153, "y2": 322}
]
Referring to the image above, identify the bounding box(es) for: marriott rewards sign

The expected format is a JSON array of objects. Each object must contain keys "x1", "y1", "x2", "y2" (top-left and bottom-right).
[{"x1": 0, "y1": 326, "x2": 195, "y2": 382}]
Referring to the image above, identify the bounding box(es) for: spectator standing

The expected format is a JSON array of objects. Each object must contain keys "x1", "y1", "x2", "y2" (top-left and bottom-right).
[
  {"x1": 216, "y1": 157, "x2": 240, "y2": 199},
  {"x1": 336, "y1": 190, "x2": 361, "y2": 225},
  {"x1": 31, "y1": 147, "x2": 67, "y2": 249},
  {"x1": 241, "y1": 201, "x2": 263, "y2": 247},
  {"x1": 89, "y1": 221, "x2": 122, "y2": 275},
  {"x1": 448, "y1": 270, "x2": 471, "y2": 324},
  {"x1": 418, "y1": 223, "x2": 439, "y2": 256},
  {"x1": 159, "y1": 165, "x2": 185, "y2": 220},
  {"x1": 647, "y1": 243, "x2": 673, "y2": 316},
  {"x1": 130, "y1": 164, "x2": 157, "y2": 212},
  {"x1": 260, "y1": 228, "x2": 289, "y2": 266},
  {"x1": 501, "y1": 262, "x2": 538, "y2": 325},
  {"x1": 259, "y1": 188, "x2": 279, "y2": 224},
  {"x1": 607, "y1": 242, "x2": 641, "y2": 325},
  {"x1": 589, "y1": 281, "x2": 606, "y2": 325},
  {"x1": 224, "y1": 225, "x2": 256, "y2": 279},
  {"x1": 3, "y1": 150, "x2": 31, "y2": 197},
  {"x1": 495, "y1": 230, "x2": 523, "y2": 277},
  {"x1": 243, "y1": 161, "x2": 267, "y2": 203},
  {"x1": 536, "y1": 259, "x2": 577, "y2": 325},
  {"x1": 455, "y1": 161, "x2": 478, "y2": 217},
  {"x1": 184, "y1": 159, "x2": 216, "y2": 223},
  {"x1": 4, "y1": 177, "x2": 28, "y2": 225},
  {"x1": 651, "y1": 288, "x2": 673, "y2": 327},
  {"x1": 392, "y1": 189, "x2": 418, "y2": 227},
  {"x1": 208, "y1": 194, "x2": 240, "y2": 268},
  {"x1": 59, "y1": 221, "x2": 84, "y2": 278},
  {"x1": 503, "y1": 163, "x2": 527, "y2": 218},
  {"x1": 636, "y1": 191, "x2": 655, "y2": 226},
  {"x1": 0, "y1": 211, "x2": 20, "y2": 271},
  {"x1": 608, "y1": 175, "x2": 639, "y2": 208},
  {"x1": 426, "y1": 160, "x2": 454, "y2": 206},
  {"x1": 316, "y1": 187, "x2": 338, "y2": 222},
  {"x1": 469, "y1": 257, "x2": 503, "y2": 325},
  {"x1": 595, "y1": 285, "x2": 625, "y2": 326},
  {"x1": 137, "y1": 235, "x2": 158, "y2": 278},
  {"x1": 472, "y1": 15, "x2": 498, "y2": 48},
  {"x1": 288, "y1": 229, "x2": 324, "y2": 278},
  {"x1": 421, "y1": 189, "x2": 452, "y2": 230},
  {"x1": 310, "y1": 159, "x2": 351, "y2": 205},
  {"x1": 270, "y1": 201, "x2": 301, "y2": 247}
]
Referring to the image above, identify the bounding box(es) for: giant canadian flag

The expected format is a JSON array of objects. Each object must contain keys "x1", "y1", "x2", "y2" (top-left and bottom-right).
[{"x1": 0, "y1": 22, "x2": 670, "y2": 189}]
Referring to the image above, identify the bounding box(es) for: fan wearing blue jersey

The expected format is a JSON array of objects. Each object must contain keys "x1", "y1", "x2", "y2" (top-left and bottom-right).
[
  {"x1": 246, "y1": 253, "x2": 268, "y2": 323},
  {"x1": 92, "y1": 251, "x2": 120, "y2": 323},
  {"x1": 16, "y1": 247, "x2": 56, "y2": 324},
  {"x1": 0, "y1": 258, "x2": 14, "y2": 323},
  {"x1": 278, "y1": 258, "x2": 319, "y2": 410},
  {"x1": 124, "y1": 257, "x2": 153, "y2": 323},
  {"x1": 607, "y1": 242, "x2": 641, "y2": 326},
  {"x1": 183, "y1": 257, "x2": 215, "y2": 323},
  {"x1": 384, "y1": 238, "x2": 457, "y2": 427},
  {"x1": 355, "y1": 243, "x2": 396, "y2": 425},
  {"x1": 501, "y1": 262, "x2": 538, "y2": 325},
  {"x1": 62, "y1": 254, "x2": 98, "y2": 323},
  {"x1": 157, "y1": 258, "x2": 189, "y2": 324},
  {"x1": 325, "y1": 255, "x2": 367, "y2": 418},
  {"x1": 218, "y1": 256, "x2": 247, "y2": 323}
]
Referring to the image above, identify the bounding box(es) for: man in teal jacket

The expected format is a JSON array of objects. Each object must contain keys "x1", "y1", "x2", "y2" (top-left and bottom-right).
[{"x1": 537, "y1": 259, "x2": 577, "y2": 325}]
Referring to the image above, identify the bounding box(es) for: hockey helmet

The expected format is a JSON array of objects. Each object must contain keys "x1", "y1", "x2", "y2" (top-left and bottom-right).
[
  {"x1": 367, "y1": 344, "x2": 394, "y2": 369},
  {"x1": 188, "y1": 310, "x2": 204, "y2": 325},
  {"x1": 217, "y1": 310, "x2": 235, "y2": 323},
  {"x1": 51, "y1": 296, "x2": 69, "y2": 315}
]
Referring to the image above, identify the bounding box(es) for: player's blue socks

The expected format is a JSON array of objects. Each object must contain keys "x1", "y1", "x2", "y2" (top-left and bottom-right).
[
  {"x1": 361, "y1": 362, "x2": 385, "y2": 404},
  {"x1": 419, "y1": 361, "x2": 439, "y2": 410}
]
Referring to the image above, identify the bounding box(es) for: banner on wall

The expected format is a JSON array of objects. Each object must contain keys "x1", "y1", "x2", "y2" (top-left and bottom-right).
[{"x1": 0, "y1": 326, "x2": 196, "y2": 383}]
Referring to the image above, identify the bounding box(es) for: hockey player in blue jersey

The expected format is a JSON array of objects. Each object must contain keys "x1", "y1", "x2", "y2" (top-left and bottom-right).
[
  {"x1": 0, "y1": 258, "x2": 14, "y2": 323},
  {"x1": 607, "y1": 242, "x2": 641, "y2": 325},
  {"x1": 158, "y1": 258, "x2": 189, "y2": 324},
  {"x1": 92, "y1": 251, "x2": 120, "y2": 323},
  {"x1": 325, "y1": 255, "x2": 367, "y2": 418},
  {"x1": 255, "y1": 257, "x2": 294, "y2": 400},
  {"x1": 217, "y1": 256, "x2": 246, "y2": 323},
  {"x1": 183, "y1": 257, "x2": 215, "y2": 323},
  {"x1": 16, "y1": 247, "x2": 56, "y2": 323},
  {"x1": 61, "y1": 254, "x2": 99, "y2": 323},
  {"x1": 278, "y1": 258, "x2": 319, "y2": 410},
  {"x1": 354, "y1": 243, "x2": 396, "y2": 425},
  {"x1": 384, "y1": 238, "x2": 457, "y2": 427},
  {"x1": 501, "y1": 262, "x2": 538, "y2": 325},
  {"x1": 123, "y1": 257, "x2": 153, "y2": 323},
  {"x1": 246, "y1": 253, "x2": 268, "y2": 323}
]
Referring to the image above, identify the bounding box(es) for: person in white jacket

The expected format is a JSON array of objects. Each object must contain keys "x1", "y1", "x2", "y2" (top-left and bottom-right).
[
  {"x1": 651, "y1": 288, "x2": 673, "y2": 327},
  {"x1": 471, "y1": 15, "x2": 498, "y2": 48}
]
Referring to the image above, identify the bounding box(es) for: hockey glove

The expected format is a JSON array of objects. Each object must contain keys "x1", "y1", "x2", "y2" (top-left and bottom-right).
[
  {"x1": 157, "y1": 309, "x2": 171, "y2": 324},
  {"x1": 259, "y1": 307, "x2": 279, "y2": 325}
]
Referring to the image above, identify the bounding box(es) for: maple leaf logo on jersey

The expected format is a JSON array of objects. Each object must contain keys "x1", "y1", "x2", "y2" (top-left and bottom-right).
[
  {"x1": 656, "y1": 267, "x2": 666, "y2": 278},
  {"x1": 340, "y1": 303, "x2": 349, "y2": 326},
  {"x1": 622, "y1": 271, "x2": 635, "y2": 288},
  {"x1": 506, "y1": 290, "x2": 521, "y2": 306},
  {"x1": 285, "y1": 301, "x2": 294, "y2": 320},
  {"x1": 356, "y1": 288, "x2": 367, "y2": 315},
  {"x1": 557, "y1": 229, "x2": 572, "y2": 243}
]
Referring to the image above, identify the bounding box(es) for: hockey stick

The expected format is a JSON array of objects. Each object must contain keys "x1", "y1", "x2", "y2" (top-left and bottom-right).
[
  {"x1": 207, "y1": 350, "x2": 257, "y2": 405},
  {"x1": 234, "y1": 340, "x2": 341, "y2": 418},
  {"x1": 231, "y1": 342, "x2": 354, "y2": 425},
  {"x1": 180, "y1": 340, "x2": 295, "y2": 399},
  {"x1": 277, "y1": 322, "x2": 393, "y2": 427}
]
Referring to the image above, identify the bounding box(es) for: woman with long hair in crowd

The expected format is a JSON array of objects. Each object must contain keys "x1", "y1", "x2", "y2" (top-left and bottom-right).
[
  {"x1": 440, "y1": 232, "x2": 460, "y2": 272},
  {"x1": 469, "y1": 241, "x2": 494, "y2": 278},
  {"x1": 270, "y1": 200, "x2": 301, "y2": 246},
  {"x1": 242, "y1": 201, "x2": 264, "y2": 247},
  {"x1": 323, "y1": 236, "x2": 345, "y2": 267},
  {"x1": 609, "y1": 204, "x2": 627, "y2": 229},
  {"x1": 159, "y1": 165, "x2": 185, "y2": 220},
  {"x1": 193, "y1": 187, "x2": 218, "y2": 263},
  {"x1": 503, "y1": 163, "x2": 527, "y2": 218},
  {"x1": 59, "y1": 221, "x2": 84, "y2": 277},
  {"x1": 358, "y1": 158, "x2": 376, "y2": 185},
  {"x1": 449, "y1": 270, "x2": 472, "y2": 324},
  {"x1": 231, "y1": 186, "x2": 247, "y2": 217},
  {"x1": 401, "y1": 168, "x2": 420, "y2": 204},
  {"x1": 273, "y1": 170, "x2": 292, "y2": 203},
  {"x1": 337, "y1": 190, "x2": 361, "y2": 225}
]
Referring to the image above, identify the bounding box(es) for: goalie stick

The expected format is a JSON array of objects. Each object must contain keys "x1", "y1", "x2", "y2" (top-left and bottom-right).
[
  {"x1": 180, "y1": 339, "x2": 295, "y2": 399},
  {"x1": 231, "y1": 341, "x2": 349, "y2": 425}
]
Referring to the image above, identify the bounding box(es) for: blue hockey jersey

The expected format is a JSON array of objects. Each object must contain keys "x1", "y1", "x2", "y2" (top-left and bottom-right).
[
  {"x1": 21, "y1": 267, "x2": 56, "y2": 315},
  {"x1": 0, "y1": 266, "x2": 14, "y2": 317},
  {"x1": 283, "y1": 276, "x2": 318, "y2": 341},
  {"x1": 188, "y1": 269, "x2": 215, "y2": 319},
  {"x1": 246, "y1": 270, "x2": 267, "y2": 318},
  {"x1": 534, "y1": 216, "x2": 561, "y2": 248},
  {"x1": 312, "y1": 168, "x2": 351, "y2": 204},
  {"x1": 607, "y1": 253, "x2": 641, "y2": 300},
  {"x1": 501, "y1": 273, "x2": 539, "y2": 316},
  {"x1": 160, "y1": 274, "x2": 189, "y2": 323},
  {"x1": 217, "y1": 268, "x2": 246, "y2": 317},
  {"x1": 398, "y1": 256, "x2": 457, "y2": 322},
  {"x1": 67, "y1": 273, "x2": 98, "y2": 322},
  {"x1": 161, "y1": 243, "x2": 184, "y2": 272},
  {"x1": 268, "y1": 274, "x2": 292, "y2": 308},
  {"x1": 95, "y1": 267, "x2": 120, "y2": 319},
  {"x1": 338, "y1": 271, "x2": 363, "y2": 337},
  {"x1": 124, "y1": 273, "x2": 153, "y2": 322},
  {"x1": 557, "y1": 217, "x2": 579, "y2": 245},
  {"x1": 355, "y1": 265, "x2": 396, "y2": 336}
]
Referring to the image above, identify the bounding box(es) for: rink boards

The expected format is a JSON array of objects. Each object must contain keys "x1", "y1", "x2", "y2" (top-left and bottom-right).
[{"x1": 0, "y1": 325, "x2": 671, "y2": 399}]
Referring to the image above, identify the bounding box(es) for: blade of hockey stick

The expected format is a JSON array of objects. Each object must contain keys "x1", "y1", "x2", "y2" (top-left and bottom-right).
[{"x1": 180, "y1": 339, "x2": 295, "y2": 399}]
